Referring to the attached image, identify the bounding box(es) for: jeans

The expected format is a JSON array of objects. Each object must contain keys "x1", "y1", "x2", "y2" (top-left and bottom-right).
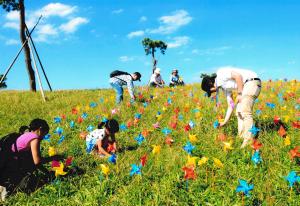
[
  {"x1": 110, "y1": 83, "x2": 123, "y2": 104},
  {"x1": 236, "y1": 80, "x2": 261, "y2": 139}
]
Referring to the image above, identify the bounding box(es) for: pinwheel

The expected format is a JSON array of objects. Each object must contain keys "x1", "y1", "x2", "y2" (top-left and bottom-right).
[
  {"x1": 153, "y1": 122, "x2": 160, "y2": 129},
  {"x1": 284, "y1": 171, "x2": 300, "y2": 188},
  {"x1": 266, "y1": 102, "x2": 275, "y2": 109},
  {"x1": 178, "y1": 114, "x2": 184, "y2": 121},
  {"x1": 51, "y1": 160, "x2": 60, "y2": 168},
  {"x1": 183, "y1": 141, "x2": 195, "y2": 155},
  {"x1": 90, "y1": 102, "x2": 97, "y2": 108},
  {"x1": 86, "y1": 139, "x2": 95, "y2": 153},
  {"x1": 43, "y1": 134, "x2": 51, "y2": 142},
  {"x1": 130, "y1": 164, "x2": 141, "y2": 176},
  {"x1": 99, "y1": 97, "x2": 104, "y2": 103},
  {"x1": 127, "y1": 120, "x2": 133, "y2": 128},
  {"x1": 182, "y1": 166, "x2": 196, "y2": 180},
  {"x1": 152, "y1": 145, "x2": 161, "y2": 155},
  {"x1": 189, "y1": 120, "x2": 195, "y2": 128},
  {"x1": 189, "y1": 134, "x2": 198, "y2": 143},
  {"x1": 87, "y1": 125, "x2": 94, "y2": 132},
  {"x1": 54, "y1": 117, "x2": 62, "y2": 124},
  {"x1": 108, "y1": 154, "x2": 117, "y2": 164},
  {"x1": 54, "y1": 127, "x2": 63, "y2": 136},
  {"x1": 249, "y1": 125, "x2": 260, "y2": 136},
  {"x1": 120, "y1": 124, "x2": 128, "y2": 131},
  {"x1": 284, "y1": 136, "x2": 291, "y2": 146},
  {"x1": 213, "y1": 120, "x2": 220, "y2": 129},
  {"x1": 65, "y1": 156, "x2": 73, "y2": 167},
  {"x1": 292, "y1": 121, "x2": 300, "y2": 129},
  {"x1": 252, "y1": 139, "x2": 263, "y2": 151},
  {"x1": 184, "y1": 124, "x2": 191, "y2": 132},
  {"x1": 236, "y1": 179, "x2": 254, "y2": 197},
  {"x1": 170, "y1": 122, "x2": 177, "y2": 129},
  {"x1": 217, "y1": 133, "x2": 226, "y2": 142},
  {"x1": 174, "y1": 107, "x2": 180, "y2": 114},
  {"x1": 140, "y1": 154, "x2": 147, "y2": 166},
  {"x1": 251, "y1": 151, "x2": 262, "y2": 165},
  {"x1": 273, "y1": 116, "x2": 281, "y2": 124},
  {"x1": 107, "y1": 144, "x2": 116, "y2": 153},
  {"x1": 58, "y1": 135, "x2": 65, "y2": 144},
  {"x1": 48, "y1": 147, "x2": 56, "y2": 157},
  {"x1": 81, "y1": 112, "x2": 88, "y2": 119},
  {"x1": 278, "y1": 125, "x2": 287, "y2": 137},
  {"x1": 198, "y1": 157, "x2": 209, "y2": 166},
  {"x1": 141, "y1": 130, "x2": 150, "y2": 137},
  {"x1": 223, "y1": 140, "x2": 233, "y2": 152},
  {"x1": 135, "y1": 134, "x2": 145, "y2": 145},
  {"x1": 134, "y1": 113, "x2": 142, "y2": 119},
  {"x1": 77, "y1": 117, "x2": 83, "y2": 124},
  {"x1": 69, "y1": 121, "x2": 75, "y2": 129},
  {"x1": 71, "y1": 108, "x2": 78, "y2": 115},
  {"x1": 142, "y1": 102, "x2": 148, "y2": 108},
  {"x1": 79, "y1": 132, "x2": 87, "y2": 140},
  {"x1": 213, "y1": 158, "x2": 223, "y2": 168},
  {"x1": 52, "y1": 162, "x2": 67, "y2": 177},
  {"x1": 111, "y1": 108, "x2": 118, "y2": 115},
  {"x1": 256, "y1": 109, "x2": 262, "y2": 115},
  {"x1": 165, "y1": 137, "x2": 174, "y2": 146},
  {"x1": 186, "y1": 155, "x2": 197, "y2": 167},
  {"x1": 162, "y1": 127, "x2": 171, "y2": 136},
  {"x1": 100, "y1": 164, "x2": 110, "y2": 176},
  {"x1": 289, "y1": 146, "x2": 300, "y2": 160}
]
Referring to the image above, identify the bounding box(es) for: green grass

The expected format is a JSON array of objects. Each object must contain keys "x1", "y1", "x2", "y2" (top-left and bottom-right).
[{"x1": 0, "y1": 81, "x2": 299, "y2": 206}]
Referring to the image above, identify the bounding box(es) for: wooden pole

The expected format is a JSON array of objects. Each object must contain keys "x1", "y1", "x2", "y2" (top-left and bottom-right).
[{"x1": 28, "y1": 38, "x2": 46, "y2": 102}]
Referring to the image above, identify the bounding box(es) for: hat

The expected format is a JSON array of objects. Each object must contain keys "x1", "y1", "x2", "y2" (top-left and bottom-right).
[
  {"x1": 133, "y1": 72, "x2": 142, "y2": 81},
  {"x1": 154, "y1": 68, "x2": 161, "y2": 74},
  {"x1": 201, "y1": 76, "x2": 213, "y2": 97}
]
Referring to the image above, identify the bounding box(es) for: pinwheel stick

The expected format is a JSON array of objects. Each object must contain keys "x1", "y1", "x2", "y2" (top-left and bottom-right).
[
  {"x1": 242, "y1": 193, "x2": 244, "y2": 206},
  {"x1": 186, "y1": 180, "x2": 189, "y2": 191}
]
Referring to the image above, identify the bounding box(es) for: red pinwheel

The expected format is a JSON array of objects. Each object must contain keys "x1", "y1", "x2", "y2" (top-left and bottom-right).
[
  {"x1": 165, "y1": 136, "x2": 174, "y2": 146},
  {"x1": 77, "y1": 117, "x2": 83, "y2": 124},
  {"x1": 140, "y1": 154, "x2": 147, "y2": 167},
  {"x1": 252, "y1": 139, "x2": 263, "y2": 151},
  {"x1": 217, "y1": 133, "x2": 227, "y2": 142},
  {"x1": 127, "y1": 120, "x2": 133, "y2": 128},
  {"x1": 65, "y1": 156, "x2": 73, "y2": 167},
  {"x1": 51, "y1": 160, "x2": 60, "y2": 168},
  {"x1": 107, "y1": 144, "x2": 116, "y2": 153},
  {"x1": 289, "y1": 146, "x2": 300, "y2": 160},
  {"x1": 182, "y1": 166, "x2": 196, "y2": 180},
  {"x1": 278, "y1": 125, "x2": 287, "y2": 137},
  {"x1": 72, "y1": 108, "x2": 78, "y2": 115},
  {"x1": 170, "y1": 121, "x2": 177, "y2": 129},
  {"x1": 61, "y1": 114, "x2": 66, "y2": 120},
  {"x1": 174, "y1": 107, "x2": 180, "y2": 114},
  {"x1": 273, "y1": 116, "x2": 280, "y2": 124},
  {"x1": 184, "y1": 124, "x2": 191, "y2": 132},
  {"x1": 292, "y1": 121, "x2": 300, "y2": 129}
]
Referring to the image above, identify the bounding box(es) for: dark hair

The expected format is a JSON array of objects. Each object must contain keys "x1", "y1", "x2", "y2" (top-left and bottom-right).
[
  {"x1": 98, "y1": 119, "x2": 119, "y2": 134},
  {"x1": 19, "y1": 118, "x2": 50, "y2": 135},
  {"x1": 201, "y1": 74, "x2": 217, "y2": 97},
  {"x1": 133, "y1": 72, "x2": 141, "y2": 81}
]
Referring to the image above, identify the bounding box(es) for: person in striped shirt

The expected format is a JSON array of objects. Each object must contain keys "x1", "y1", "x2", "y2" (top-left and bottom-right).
[{"x1": 109, "y1": 71, "x2": 141, "y2": 104}]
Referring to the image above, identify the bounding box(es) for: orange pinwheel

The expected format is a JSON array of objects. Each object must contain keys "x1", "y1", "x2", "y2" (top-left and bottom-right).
[
  {"x1": 182, "y1": 166, "x2": 196, "y2": 180},
  {"x1": 140, "y1": 154, "x2": 147, "y2": 167},
  {"x1": 278, "y1": 125, "x2": 287, "y2": 137},
  {"x1": 252, "y1": 139, "x2": 263, "y2": 151},
  {"x1": 165, "y1": 137, "x2": 174, "y2": 146},
  {"x1": 289, "y1": 146, "x2": 300, "y2": 160}
]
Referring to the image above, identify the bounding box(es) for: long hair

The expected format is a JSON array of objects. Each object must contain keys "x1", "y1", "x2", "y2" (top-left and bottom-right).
[
  {"x1": 19, "y1": 118, "x2": 49, "y2": 135},
  {"x1": 98, "y1": 119, "x2": 119, "y2": 134}
]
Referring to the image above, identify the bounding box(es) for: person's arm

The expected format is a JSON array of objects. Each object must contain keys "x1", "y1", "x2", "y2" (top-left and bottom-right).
[
  {"x1": 126, "y1": 78, "x2": 135, "y2": 100},
  {"x1": 231, "y1": 71, "x2": 243, "y2": 102},
  {"x1": 111, "y1": 134, "x2": 117, "y2": 153},
  {"x1": 219, "y1": 94, "x2": 234, "y2": 127},
  {"x1": 97, "y1": 139, "x2": 111, "y2": 156},
  {"x1": 170, "y1": 76, "x2": 174, "y2": 84}
]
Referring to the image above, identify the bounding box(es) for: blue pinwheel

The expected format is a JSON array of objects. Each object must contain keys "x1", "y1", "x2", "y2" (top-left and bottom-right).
[
  {"x1": 189, "y1": 91, "x2": 193, "y2": 97},
  {"x1": 213, "y1": 120, "x2": 220, "y2": 129},
  {"x1": 54, "y1": 127, "x2": 63, "y2": 136},
  {"x1": 102, "y1": 117, "x2": 108, "y2": 123},
  {"x1": 130, "y1": 164, "x2": 141, "y2": 176},
  {"x1": 295, "y1": 104, "x2": 300, "y2": 110},
  {"x1": 251, "y1": 151, "x2": 262, "y2": 165},
  {"x1": 81, "y1": 113, "x2": 88, "y2": 119},
  {"x1": 135, "y1": 134, "x2": 145, "y2": 145},
  {"x1": 189, "y1": 120, "x2": 195, "y2": 128},
  {"x1": 108, "y1": 154, "x2": 117, "y2": 164},
  {"x1": 90, "y1": 102, "x2": 97, "y2": 108},
  {"x1": 134, "y1": 113, "x2": 142, "y2": 119},
  {"x1": 143, "y1": 102, "x2": 148, "y2": 108},
  {"x1": 192, "y1": 109, "x2": 200, "y2": 113},
  {"x1": 167, "y1": 98, "x2": 172, "y2": 104},
  {"x1": 58, "y1": 135, "x2": 65, "y2": 144},
  {"x1": 54, "y1": 117, "x2": 62, "y2": 124},
  {"x1": 236, "y1": 179, "x2": 254, "y2": 197},
  {"x1": 284, "y1": 171, "x2": 300, "y2": 188},
  {"x1": 43, "y1": 134, "x2": 51, "y2": 142},
  {"x1": 178, "y1": 114, "x2": 184, "y2": 121},
  {"x1": 87, "y1": 125, "x2": 94, "y2": 132},
  {"x1": 69, "y1": 121, "x2": 75, "y2": 129},
  {"x1": 256, "y1": 110, "x2": 262, "y2": 115},
  {"x1": 183, "y1": 141, "x2": 195, "y2": 155},
  {"x1": 86, "y1": 139, "x2": 95, "y2": 153},
  {"x1": 266, "y1": 102, "x2": 275, "y2": 109},
  {"x1": 162, "y1": 127, "x2": 171, "y2": 136},
  {"x1": 157, "y1": 111, "x2": 161, "y2": 115},
  {"x1": 249, "y1": 125, "x2": 260, "y2": 136},
  {"x1": 120, "y1": 124, "x2": 128, "y2": 131}
]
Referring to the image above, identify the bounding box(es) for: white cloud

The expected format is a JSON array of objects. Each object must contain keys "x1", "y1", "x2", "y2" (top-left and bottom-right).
[
  {"x1": 119, "y1": 56, "x2": 134, "y2": 62},
  {"x1": 38, "y1": 24, "x2": 58, "y2": 35},
  {"x1": 195, "y1": 46, "x2": 232, "y2": 55},
  {"x1": 6, "y1": 10, "x2": 19, "y2": 21},
  {"x1": 3, "y1": 22, "x2": 19, "y2": 30},
  {"x1": 5, "y1": 39, "x2": 19, "y2": 45},
  {"x1": 139, "y1": 16, "x2": 147, "y2": 22},
  {"x1": 149, "y1": 10, "x2": 192, "y2": 34},
  {"x1": 127, "y1": 30, "x2": 145, "y2": 39},
  {"x1": 112, "y1": 9, "x2": 124, "y2": 14},
  {"x1": 35, "y1": 3, "x2": 77, "y2": 18},
  {"x1": 59, "y1": 17, "x2": 89, "y2": 33},
  {"x1": 167, "y1": 36, "x2": 190, "y2": 48}
]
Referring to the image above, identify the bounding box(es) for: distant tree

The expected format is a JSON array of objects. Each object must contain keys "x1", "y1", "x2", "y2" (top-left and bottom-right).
[
  {"x1": 200, "y1": 73, "x2": 217, "y2": 79},
  {"x1": 142, "y1": 38, "x2": 167, "y2": 74},
  {"x1": 0, "y1": 0, "x2": 36, "y2": 91},
  {"x1": 0, "y1": 74, "x2": 7, "y2": 89}
]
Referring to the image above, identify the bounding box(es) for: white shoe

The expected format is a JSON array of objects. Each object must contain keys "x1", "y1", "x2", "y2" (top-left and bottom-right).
[{"x1": 0, "y1": 186, "x2": 7, "y2": 202}]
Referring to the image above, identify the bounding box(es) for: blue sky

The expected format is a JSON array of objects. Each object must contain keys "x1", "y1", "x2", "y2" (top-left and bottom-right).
[{"x1": 0, "y1": 0, "x2": 299, "y2": 90}]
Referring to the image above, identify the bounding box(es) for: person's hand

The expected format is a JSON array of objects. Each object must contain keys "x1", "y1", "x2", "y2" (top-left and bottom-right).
[
  {"x1": 236, "y1": 94, "x2": 242, "y2": 103},
  {"x1": 219, "y1": 122, "x2": 226, "y2": 127}
]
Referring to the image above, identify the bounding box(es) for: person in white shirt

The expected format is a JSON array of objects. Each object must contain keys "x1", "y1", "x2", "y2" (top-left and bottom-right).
[
  {"x1": 149, "y1": 68, "x2": 165, "y2": 88},
  {"x1": 201, "y1": 66, "x2": 261, "y2": 148}
]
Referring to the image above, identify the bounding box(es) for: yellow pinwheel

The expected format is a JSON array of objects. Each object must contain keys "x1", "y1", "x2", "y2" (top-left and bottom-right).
[
  {"x1": 186, "y1": 155, "x2": 197, "y2": 167},
  {"x1": 100, "y1": 164, "x2": 110, "y2": 176},
  {"x1": 52, "y1": 163, "x2": 67, "y2": 177},
  {"x1": 213, "y1": 158, "x2": 224, "y2": 168},
  {"x1": 223, "y1": 140, "x2": 234, "y2": 152},
  {"x1": 189, "y1": 134, "x2": 198, "y2": 143},
  {"x1": 48, "y1": 147, "x2": 56, "y2": 157},
  {"x1": 198, "y1": 157, "x2": 209, "y2": 166},
  {"x1": 152, "y1": 145, "x2": 161, "y2": 155}
]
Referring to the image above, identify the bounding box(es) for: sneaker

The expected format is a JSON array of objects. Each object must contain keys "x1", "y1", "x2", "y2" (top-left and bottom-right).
[{"x1": 0, "y1": 185, "x2": 7, "y2": 202}]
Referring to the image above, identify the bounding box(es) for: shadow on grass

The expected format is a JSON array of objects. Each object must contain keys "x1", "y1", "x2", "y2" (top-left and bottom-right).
[{"x1": 118, "y1": 145, "x2": 139, "y2": 153}]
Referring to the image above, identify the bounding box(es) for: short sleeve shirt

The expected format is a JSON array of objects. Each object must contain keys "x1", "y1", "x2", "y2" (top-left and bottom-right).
[{"x1": 85, "y1": 129, "x2": 106, "y2": 149}]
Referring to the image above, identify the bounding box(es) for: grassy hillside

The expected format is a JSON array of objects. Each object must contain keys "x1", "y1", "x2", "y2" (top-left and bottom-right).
[{"x1": 0, "y1": 81, "x2": 299, "y2": 205}]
